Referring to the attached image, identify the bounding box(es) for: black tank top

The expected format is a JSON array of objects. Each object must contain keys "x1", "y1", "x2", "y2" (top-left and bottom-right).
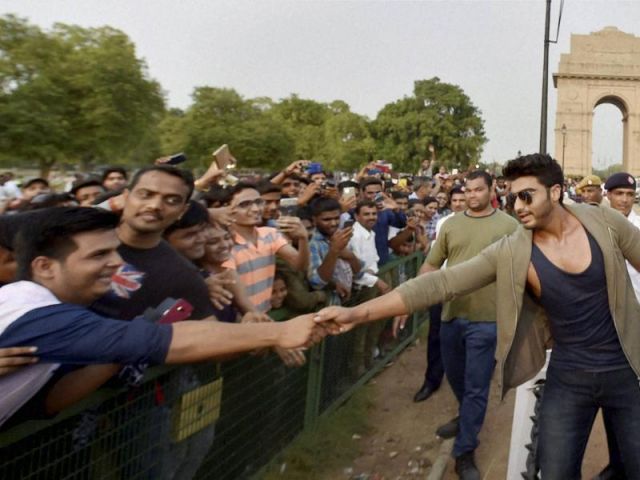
[{"x1": 530, "y1": 230, "x2": 627, "y2": 371}]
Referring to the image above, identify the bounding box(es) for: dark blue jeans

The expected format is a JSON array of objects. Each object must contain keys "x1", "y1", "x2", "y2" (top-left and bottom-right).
[
  {"x1": 440, "y1": 318, "x2": 496, "y2": 457},
  {"x1": 422, "y1": 303, "x2": 444, "y2": 389},
  {"x1": 538, "y1": 365, "x2": 640, "y2": 479}
]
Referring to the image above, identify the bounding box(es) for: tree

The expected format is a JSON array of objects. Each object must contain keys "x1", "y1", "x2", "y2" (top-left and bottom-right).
[
  {"x1": 0, "y1": 15, "x2": 165, "y2": 175},
  {"x1": 269, "y1": 94, "x2": 329, "y2": 161},
  {"x1": 170, "y1": 87, "x2": 296, "y2": 171},
  {"x1": 321, "y1": 104, "x2": 375, "y2": 172},
  {"x1": 372, "y1": 78, "x2": 486, "y2": 172}
]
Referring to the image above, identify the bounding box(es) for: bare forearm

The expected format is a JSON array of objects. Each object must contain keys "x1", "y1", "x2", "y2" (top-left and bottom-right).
[
  {"x1": 166, "y1": 320, "x2": 283, "y2": 363},
  {"x1": 317, "y1": 251, "x2": 339, "y2": 282},
  {"x1": 295, "y1": 237, "x2": 310, "y2": 271},
  {"x1": 351, "y1": 290, "x2": 408, "y2": 325},
  {"x1": 389, "y1": 228, "x2": 413, "y2": 250}
]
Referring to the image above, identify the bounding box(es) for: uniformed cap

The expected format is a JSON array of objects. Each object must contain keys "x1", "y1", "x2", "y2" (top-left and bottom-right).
[
  {"x1": 604, "y1": 172, "x2": 636, "y2": 192},
  {"x1": 576, "y1": 175, "x2": 602, "y2": 193}
]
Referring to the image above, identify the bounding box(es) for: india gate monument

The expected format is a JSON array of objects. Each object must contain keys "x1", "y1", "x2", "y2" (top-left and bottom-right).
[{"x1": 554, "y1": 27, "x2": 640, "y2": 176}]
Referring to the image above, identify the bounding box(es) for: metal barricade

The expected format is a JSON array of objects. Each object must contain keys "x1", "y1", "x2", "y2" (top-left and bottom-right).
[{"x1": 0, "y1": 252, "x2": 427, "y2": 479}]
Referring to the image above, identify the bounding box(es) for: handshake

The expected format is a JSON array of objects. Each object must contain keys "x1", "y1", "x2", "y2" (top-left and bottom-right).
[{"x1": 279, "y1": 306, "x2": 363, "y2": 349}]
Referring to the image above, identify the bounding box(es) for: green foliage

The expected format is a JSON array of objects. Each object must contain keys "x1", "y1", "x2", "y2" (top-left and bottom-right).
[
  {"x1": 0, "y1": 16, "x2": 486, "y2": 177},
  {"x1": 165, "y1": 87, "x2": 297, "y2": 171},
  {"x1": 0, "y1": 15, "x2": 165, "y2": 175},
  {"x1": 372, "y1": 77, "x2": 487, "y2": 172}
]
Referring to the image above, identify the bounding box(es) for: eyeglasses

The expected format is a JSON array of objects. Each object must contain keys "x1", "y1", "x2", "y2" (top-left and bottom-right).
[
  {"x1": 509, "y1": 190, "x2": 533, "y2": 205},
  {"x1": 234, "y1": 198, "x2": 265, "y2": 210}
]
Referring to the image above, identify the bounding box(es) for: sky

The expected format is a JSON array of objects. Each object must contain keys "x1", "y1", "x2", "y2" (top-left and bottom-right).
[{"x1": 2, "y1": 0, "x2": 639, "y2": 167}]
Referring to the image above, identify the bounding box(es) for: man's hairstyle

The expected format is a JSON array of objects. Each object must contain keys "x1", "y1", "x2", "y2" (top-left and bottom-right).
[
  {"x1": 101, "y1": 166, "x2": 128, "y2": 182},
  {"x1": 423, "y1": 196, "x2": 438, "y2": 206},
  {"x1": 355, "y1": 200, "x2": 377, "y2": 214},
  {"x1": 408, "y1": 199, "x2": 422, "y2": 209},
  {"x1": 503, "y1": 153, "x2": 564, "y2": 189},
  {"x1": 296, "y1": 206, "x2": 312, "y2": 222},
  {"x1": 14, "y1": 207, "x2": 120, "y2": 281},
  {"x1": 359, "y1": 177, "x2": 383, "y2": 190},
  {"x1": 164, "y1": 200, "x2": 210, "y2": 236},
  {"x1": 465, "y1": 170, "x2": 493, "y2": 188},
  {"x1": 310, "y1": 197, "x2": 341, "y2": 217},
  {"x1": 128, "y1": 165, "x2": 194, "y2": 201},
  {"x1": 449, "y1": 186, "x2": 465, "y2": 197},
  {"x1": 226, "y1": 181, "x2": 258, "y2": 201},
  {"x1": 256, "y1": 181, "x2": 282, "y2": 195},
  {"x1": 391, "y1": 191, "x2": 409, "y2": 200},
  {"x1": 70, "y1": 178, "x2": 104, "y2": 195}
]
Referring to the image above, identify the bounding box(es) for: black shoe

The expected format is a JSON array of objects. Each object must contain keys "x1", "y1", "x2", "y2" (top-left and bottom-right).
[
  {"x1": 454, "y1": 451, "x2": 481, "y2": 480},
  {"x1": 592, "y1": 464, "x2": 625, "y2": 480},
  {"x1": 436, "y1": 416, "x2": 460, "y2": 439},
  {"x1": 413, "y1": 383, "x2": 438, "y2": 402}
]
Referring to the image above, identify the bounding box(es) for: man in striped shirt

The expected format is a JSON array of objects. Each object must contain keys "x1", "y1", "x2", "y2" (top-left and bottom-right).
[{"x1": 226, "y1": 183, "x2": 309, "y2": 312}]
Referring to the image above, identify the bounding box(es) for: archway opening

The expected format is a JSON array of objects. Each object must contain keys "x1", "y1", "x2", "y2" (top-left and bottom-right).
[{"x1": 592, "y1": 98, "x2": 625, "y2": 178}]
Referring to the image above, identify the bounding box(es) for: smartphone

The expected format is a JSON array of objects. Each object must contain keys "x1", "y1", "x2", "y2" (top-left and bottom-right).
[
  {"x1": 158, "y1": 299, "x2": 193, "y2": 324},
  {"x1": 343, "y1": 186, "x2": 356, "y2": 197},
  {"x1": 167, "y1": 153, "x2": 187, "y2": 165},
  {"x1": 343, "y1": 219, "x2": 355, "y2": 229},
  {"x1": 279, "y1": 197, "x2": 298, "y2": 216},
  {"x1": 374, "y1": 192, "x2": 384, "y2": 204},
  {"x1": 213, "y1": 144, "x2": 237, "y2": 170}
]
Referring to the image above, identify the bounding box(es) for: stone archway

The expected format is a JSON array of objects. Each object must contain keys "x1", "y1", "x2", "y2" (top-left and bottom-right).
[{"x1": 553, "y1": 27, "x2": 640, "y2": 176}]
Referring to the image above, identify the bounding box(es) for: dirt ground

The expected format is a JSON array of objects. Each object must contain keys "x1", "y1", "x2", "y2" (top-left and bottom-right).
[{"x1": 324, "y1": 338, "x2": 610, "y2": 480}]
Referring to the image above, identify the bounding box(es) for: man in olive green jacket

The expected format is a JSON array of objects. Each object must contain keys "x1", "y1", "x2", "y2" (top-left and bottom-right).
[{"x1": 314, "y1": 154, "x2": 640, "y2": 480}]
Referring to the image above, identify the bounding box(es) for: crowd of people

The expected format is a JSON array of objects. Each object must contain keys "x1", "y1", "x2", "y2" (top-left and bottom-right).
[{"x1": 0, "y1": 151, "x2": 639, "y2": 479}]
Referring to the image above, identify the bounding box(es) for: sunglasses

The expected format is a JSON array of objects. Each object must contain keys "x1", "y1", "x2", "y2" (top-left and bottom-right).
[
  {"x1": 510, "y1": 190, "x2": 534, "y2": 205},
  {"x1": 234, "y1": 198, "x2": 265, "y2": 210}
]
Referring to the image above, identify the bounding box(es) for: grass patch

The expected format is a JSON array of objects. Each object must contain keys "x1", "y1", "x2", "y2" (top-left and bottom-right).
[{"x1": 260, "y1": 385, "x2": 375, "y2": 480}]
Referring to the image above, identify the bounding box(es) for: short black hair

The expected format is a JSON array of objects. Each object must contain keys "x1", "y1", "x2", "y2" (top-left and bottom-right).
[
  {"x1": 256, "y1": 181, "x2": 282, "y2": 196},
  {"x1": 15, "y1": 207, "x2": 120, "y2": 281},
  {"x1": 128, "y1": 165, "x2": 194, "y2": 201},
  {"x1": 164, "y1": 200, "x2": 210, "y2": 236},
  {"x1": 465, "y1": 170, "x2": 493, "y2": 188},
  {"x1": 70, "y1": 178, "x2": 104, "y2": 195},
  {"x1": 503, "y1": 153, "x2": 564, "y2": 205},
  {"x1": 355, "y1": 200, "x2": 377, "y2": 214},
  {"x1": 359, "y1": 177, "x2": 383, "y2": 190},
  {"x1": 450, "y1": 186, "x2": 465, "y2": 197},
  {"x1": 391, "y1": 191, "x2": 409, "y2": 200},
  {"x1": 502, "y1": 153, "x2": 563, "y2": 189},
  {"x1": 227, "y1": 181, "x2": 258, "y2": 202},
  {"x1": 101, "y1": 166, "x2": 128, "y2": 183},
  {"x1": 310, "y1": 197, "x2": 341, "y2": 217},
  {"x1": 423, "y1": 196, "x2": 438, "y2": 206}
]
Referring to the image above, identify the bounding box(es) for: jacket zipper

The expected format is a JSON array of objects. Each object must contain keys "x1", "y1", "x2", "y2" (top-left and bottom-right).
[{"x1": 607, "y1": 226, "x2": 640, "y2": 377}]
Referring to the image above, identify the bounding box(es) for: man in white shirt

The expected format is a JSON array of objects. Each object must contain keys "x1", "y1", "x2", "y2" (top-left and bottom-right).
[
  {"x1": 605, "y1": 172, "x2": 640, "y2": 298},
  {"x1": 348, "y1": 200, "x2": 390, "y2": 376}
]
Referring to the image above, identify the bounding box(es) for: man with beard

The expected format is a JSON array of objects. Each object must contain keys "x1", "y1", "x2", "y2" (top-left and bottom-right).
[{"x1": 313, "y1": 154, "x2": 640, "y2": 479}]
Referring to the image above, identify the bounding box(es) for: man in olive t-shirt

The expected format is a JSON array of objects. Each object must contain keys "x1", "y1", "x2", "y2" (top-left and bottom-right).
[{"x1": 420, "y1": 171, "x2": 518, "y2": 480}]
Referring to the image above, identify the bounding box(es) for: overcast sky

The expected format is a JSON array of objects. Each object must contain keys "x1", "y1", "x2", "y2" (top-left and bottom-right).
[{"x1": 2, "y1": 0, "x2": 638, "y2": 167}]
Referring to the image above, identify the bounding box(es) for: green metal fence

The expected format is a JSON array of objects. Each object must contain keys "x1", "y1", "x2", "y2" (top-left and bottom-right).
[{"x1": 0, "y1": 252, "x2": 427, "y2": 479}]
